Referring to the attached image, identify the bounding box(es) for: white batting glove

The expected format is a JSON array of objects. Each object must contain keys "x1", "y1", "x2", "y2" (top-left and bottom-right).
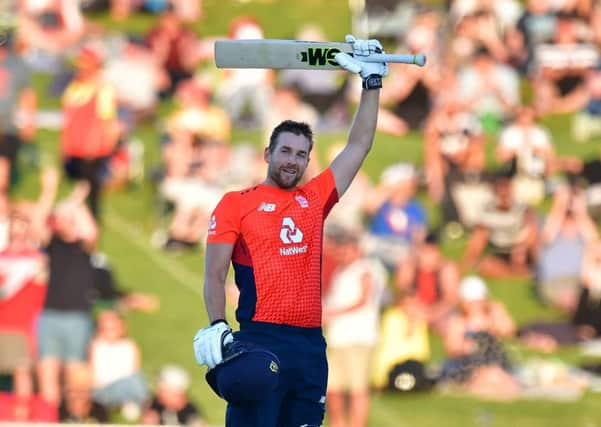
[
  {"x1": 337, "y1": 34, "x2": 388, "y2": 89},
  {"x1": 193, "y1": 320, "x2": 234, "y2": 369},
  {"x1": 345, "y1": 34, "x2": 384, "y2": 57}
]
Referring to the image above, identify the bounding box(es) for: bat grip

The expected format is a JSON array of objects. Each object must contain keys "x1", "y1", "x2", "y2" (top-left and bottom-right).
[{"x1": 361, "y1": 53, "x2": 427, "y2": 67}]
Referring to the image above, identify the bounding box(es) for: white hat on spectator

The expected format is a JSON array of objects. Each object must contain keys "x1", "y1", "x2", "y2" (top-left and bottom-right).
[
  {"x1": 158, "y1": 365, "x2": 190, "y2": 391},
  {"x1": 380, "y1": 163, "x2": 416, "y2": 186},
  {"x1": 459, "y1": 275, "x2": 488, "y2": 302}
]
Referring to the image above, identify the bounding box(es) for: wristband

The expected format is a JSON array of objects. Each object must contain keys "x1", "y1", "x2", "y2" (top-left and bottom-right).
[
  {"x1": 362, "y1": 74, "x2": 382, "y2": 90},
  {"x1": 211, "y1": 319, "x2": 228, "y2": 326}
]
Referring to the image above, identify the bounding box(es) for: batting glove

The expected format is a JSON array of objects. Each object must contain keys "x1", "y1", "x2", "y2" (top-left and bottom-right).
[
  {"x1": 193, "y1": 320, "x2": 234, "y2": 370},
  {"x1": 346, "y1": 34, "x2": 384, "y2": 57},
  {"x1": 336, "y1": 34, "x2": 388, "y2": 90}
]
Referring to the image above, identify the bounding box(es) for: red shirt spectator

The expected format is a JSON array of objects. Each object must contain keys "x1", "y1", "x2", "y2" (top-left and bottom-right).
[{"x1": 0, "y1": 392, "x2": 58, "y2": 422}]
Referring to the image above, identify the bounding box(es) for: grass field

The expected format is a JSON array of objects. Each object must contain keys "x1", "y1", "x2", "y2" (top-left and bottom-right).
[{"x1": 13, "y1": 1, "x2": 601, "y2": 425}]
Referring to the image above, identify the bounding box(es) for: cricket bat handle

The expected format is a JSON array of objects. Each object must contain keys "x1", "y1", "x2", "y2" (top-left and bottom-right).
[{"x1": 360, "y1": 53, "x2": 427, "y2": 67}]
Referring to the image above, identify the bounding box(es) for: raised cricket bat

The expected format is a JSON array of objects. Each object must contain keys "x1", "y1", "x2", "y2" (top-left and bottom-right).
[{"x1": 214, "y1": 39, "x2": 426, "y2": 70}]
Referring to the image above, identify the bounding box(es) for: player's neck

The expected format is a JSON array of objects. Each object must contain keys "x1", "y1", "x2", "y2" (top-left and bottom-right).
[{"x1": 261, "y1": 178, "x2": 297, "y2": 192}]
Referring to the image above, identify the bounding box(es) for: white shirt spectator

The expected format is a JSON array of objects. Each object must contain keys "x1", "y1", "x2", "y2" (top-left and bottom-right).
[
  {"x1": 91, "y1": 339, "x2": 138, "y2": 388},
  {"x1": 457, "y1": 63, "x2": 520, "y2": 117},
  {"x1": 104, "y1": 52, "x2": 160, "y2": 112},
  {"x1": 536, "y1": 43, "x2": 599, "y2": 70},
  {"x1": 324, "y1": 258, "x2": 388, "y2": 347},
  {"x1": 498, "y1": 123, "x2": 552, "y2": 177}
]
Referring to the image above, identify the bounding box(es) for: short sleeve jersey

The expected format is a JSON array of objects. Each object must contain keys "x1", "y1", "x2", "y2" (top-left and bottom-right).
[{"x1": 207, "y1": 169, "x2": 339, "y2": 327}]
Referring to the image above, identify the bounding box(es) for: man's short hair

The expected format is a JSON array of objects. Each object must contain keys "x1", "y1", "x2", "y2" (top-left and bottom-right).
[{"x1": 268, "y1": 120, "x2": 314, "y2": 153}]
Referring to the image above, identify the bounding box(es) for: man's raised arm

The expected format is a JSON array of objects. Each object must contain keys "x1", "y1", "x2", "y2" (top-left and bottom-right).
[{"x1": 329, "y1": 35, "x2": 388, "y2": 197}]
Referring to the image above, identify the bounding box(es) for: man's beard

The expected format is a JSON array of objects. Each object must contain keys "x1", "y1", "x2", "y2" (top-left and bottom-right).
[{"x1": 268, "y1": 164, "x2": 303, "y2": 189}]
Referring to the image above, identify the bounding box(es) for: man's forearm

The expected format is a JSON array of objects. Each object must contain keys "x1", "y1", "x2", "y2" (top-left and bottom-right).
[
  {"x1": 204, "y1": 279, "x2": 227, "y2": 323},
  {"x1": 348, "y1": 89, "x2": 380, "y2": 154},
  {"x1": 203, "y1": 243, "x2": 234, "y2": 323}
]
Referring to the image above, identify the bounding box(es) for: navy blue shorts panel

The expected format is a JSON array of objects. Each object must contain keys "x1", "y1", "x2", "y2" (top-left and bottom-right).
[{"x1": 225, "y1": 324, "x2": 327, "y2": 427}]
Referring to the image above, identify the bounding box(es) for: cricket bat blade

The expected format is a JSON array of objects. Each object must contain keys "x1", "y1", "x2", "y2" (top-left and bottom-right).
[{"x1": 214, "y1": 39, "x2": 426, "y2": 70}]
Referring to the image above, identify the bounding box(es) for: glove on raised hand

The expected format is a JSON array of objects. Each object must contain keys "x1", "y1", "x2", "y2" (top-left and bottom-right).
[
  {"x1": 193, "y1": 320, "x2": 234, "y2": 369},
  {"x1": 335, "y1": 34, "x2": 388, "y2": 90}
]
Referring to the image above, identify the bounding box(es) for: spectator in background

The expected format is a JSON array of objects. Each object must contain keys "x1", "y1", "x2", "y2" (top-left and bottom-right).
[
  {"x1": 216, "y1": 16, "x2": 274, "y2": 129},
  {"x1": 264, "y1": 83, "x2": 319, "y2": 144},
  {"x1": 447, "y1": 277, "x2": 516, "y2": 343},
  {"x1": 17, "y1": 0, "x2": 86, "y2": 63},
  {"x1": 33, "y1": 179, "x2": 99, "y2": 406},
  {"x1": 146, "y1": 11, "x2": 201, "y2": 98},
  {"x1": 532, "y1": 13, "x2": 599, "y2": 115},
  {"x1": 325, "y1": 143, "x2": 372, "y2": 232},
  {"x1": 110, "y1": 0, "x2": 142, "y2": 21},
  {"x1": 364, "y1": 163, "x2": 427, "y2": 271},
  {"x1": 165, "y1": 78, "x2": 231, "y2": 146},
  {"x1": 515, "y1": 0, "x2": 558, "y2": 69},
  {"x1": 279, "y1": 24, "x2": 348, "y2": 128},
  {"x1": 0, "y1": 33, "x2": 37, "y2": 195},
  {"x1": 462, "y1": 174, "x2": 538, "y2": 279},
  {"x1": 537, "y1": 184, "x2": 598, "y2": 312},
  {"x1": 371, "y1": 293, "x2": 431, "y2": 390},
  {"x1": 104, "y1": 35, "x2": 169, "y2": 129},
  {"x1": 591, "y1": 1, "x2": 601, "y2": 46},
  {"x1": 496, "y1": 105, "x2": 555, "y2": 206},
  {"x1": 572, "y1": 145, "x2": 601, "y2": 220},
  {"x1": 111, "y1": 0, "x2": 202, "y2": 22},
  {"x1": 424, "y1": 97, "x2": 491, "y2": 233},
  {"x1": 61, "y1": 45, "x2": 120, "y2": 219},
  {"x1": 0, "y1": 194, "x2": 9, "y2": 251},
  {"x1": 0, "y1": 385, "x2": 57, "y2": 422},
  {"x1": 449, "y1": 0, "x2": 523, "y2": 34},
  {"x1": 457, "y1": 47, "x2": 520, "y2": 133},
  {"x1": 569, "y1": 64, "x2": 601, "y2": 142},
  {"x1": 440, "y1": 276, "x2": 520, "y2": 399},
  {"x1": 423, "y1": 93, "x2": 484, "y2": 203},
  {"x1": 396, "y1": 233, "x2": 460, "y2": 333},
  {"x1": 446, "y1": 9, "x2": 510, "y2": 67},
  {"x1": 158, "y1": 130, "x2": 227, "y2": 250},
  {"x1": 322, "y1": 226, "x2": 388, "y2": 427},
  {"x1": 377, "y1": 10, "x2": 441, "y2": 136},
  {"x1": 0, "y1": 209, "x2": 47, "y2": 380},
  {"x1": 89, "y1": 310, "x2": 149, "y2": 417},
  {"x1": 519, "y1": 237, "x2": 601, "y2": 352},
  {"x1": 169, "y1": 0, "x2": 202, "y2": 22},
  {"x1": 572, "y1": 240, "x2": 601, "y2": 338},
  {"x1": 0, "y1": 204, "x2": 53, "y2": 422},
  {"x1": 59, "y1": 366, "x2": 109, "y2": 424},
  {"x1": 377, "y1": 60, "x2": 438, "y2": 137},
  {"x1": 504, "y1": 24, "x2": 531, "y2": 74},
  {"x1": 142, "y1": 365, "x2": 206, "y2": 427}
]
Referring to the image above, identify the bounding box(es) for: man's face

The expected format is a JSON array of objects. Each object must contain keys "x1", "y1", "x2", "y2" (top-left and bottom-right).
[
  {"x1": 516, "y1": 107, "x2": 535, "y2": 126},
  {"x1": 264, "y1": 132, "x2": 311, "y2": 189},
  {"x1": 389, "y1": 178, "x2": 417, "y2": 205}
]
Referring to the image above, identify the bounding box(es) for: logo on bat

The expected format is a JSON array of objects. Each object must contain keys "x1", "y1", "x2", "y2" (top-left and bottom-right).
[{"x1": 297, "y1": 47, "x2": 343, "y2": 67}]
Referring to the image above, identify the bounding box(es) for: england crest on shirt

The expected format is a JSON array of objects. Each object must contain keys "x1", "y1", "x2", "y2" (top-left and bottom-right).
[
  {"x1": 295, "y1": 195, "x2": 309, "y2": 208},
  {"x1": 208, "y1": 215, "x2": 217, "y2": 235}
]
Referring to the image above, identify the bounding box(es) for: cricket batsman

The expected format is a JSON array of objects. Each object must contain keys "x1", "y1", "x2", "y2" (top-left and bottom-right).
[{"x1": 193, "y1": 34, "x2": 388, "y2": 427}]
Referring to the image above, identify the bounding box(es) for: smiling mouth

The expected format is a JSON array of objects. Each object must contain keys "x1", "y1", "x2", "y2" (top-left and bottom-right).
[{"x1": 281, "y1": 168, "x2": 297, "y2": 177}]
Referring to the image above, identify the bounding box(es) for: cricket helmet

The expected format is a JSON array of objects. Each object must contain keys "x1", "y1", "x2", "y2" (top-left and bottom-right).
[{"x1": 205, "y1": 340, "x2": 280, "y2": 405}]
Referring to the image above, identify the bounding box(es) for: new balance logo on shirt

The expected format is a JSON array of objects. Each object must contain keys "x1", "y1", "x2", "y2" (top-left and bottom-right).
[{"x1": 258, "y1": 202, "x2": 277, "y2": 212}]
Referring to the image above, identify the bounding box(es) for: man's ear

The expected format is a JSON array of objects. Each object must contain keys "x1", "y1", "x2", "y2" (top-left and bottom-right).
[{"x1": 264, "y1": 147, "x2": 270, "y2": 163}]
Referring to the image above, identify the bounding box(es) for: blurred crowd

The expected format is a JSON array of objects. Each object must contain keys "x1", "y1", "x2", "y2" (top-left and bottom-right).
[{"x1": 2, "y1": 0, "x2": 601, "y2": 425}]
